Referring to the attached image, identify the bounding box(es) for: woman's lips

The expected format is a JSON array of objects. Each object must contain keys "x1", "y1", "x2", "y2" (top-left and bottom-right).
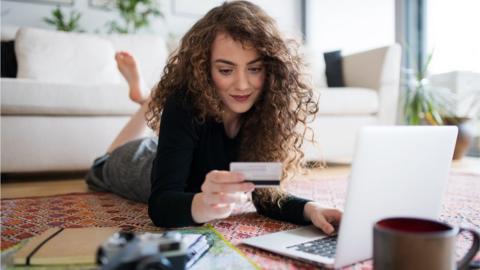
[{"x1": 231, "y1": 94, "x2": 251, "y2": 102}]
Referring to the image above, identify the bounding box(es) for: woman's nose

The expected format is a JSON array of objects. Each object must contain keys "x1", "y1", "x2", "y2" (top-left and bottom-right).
[{"x1": 235, "y1": 71, "x2": 249, "y2": 91}]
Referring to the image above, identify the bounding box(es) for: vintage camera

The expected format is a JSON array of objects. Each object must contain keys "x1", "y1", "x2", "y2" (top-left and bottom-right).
[{"x1": 97, "y1": 231, "x2": 188, "y2": 270}]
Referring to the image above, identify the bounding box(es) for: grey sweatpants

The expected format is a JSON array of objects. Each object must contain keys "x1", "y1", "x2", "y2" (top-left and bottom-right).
[{"x1": 85, "y1": 137, "x2": 157, "y2": 203}]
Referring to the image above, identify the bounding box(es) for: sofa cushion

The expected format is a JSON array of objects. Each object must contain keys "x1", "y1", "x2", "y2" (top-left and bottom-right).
[
  {"x1": 324, "y1": 50, "x2": 345, "y2": 87},
  {"x1": 101, "y1": 34, "x2": 168, "y2": 90},
  {"x1": 1, "y1": 41, "x2": 17, "y2": 78},
  {"x1": 316, "y1": 87, "x2": 379, "y2": 115},
  {"x1": 15, "y1": 27, "x2": 122, "y2": 84},
  {"x1": 1, "y1": 78, "x2": 137, "y2": 116}
]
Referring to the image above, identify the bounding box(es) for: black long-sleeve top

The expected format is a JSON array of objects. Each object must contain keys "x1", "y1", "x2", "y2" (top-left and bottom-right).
[{"x1": 148, "y1": 91, "x2": 311, "y2": 228}]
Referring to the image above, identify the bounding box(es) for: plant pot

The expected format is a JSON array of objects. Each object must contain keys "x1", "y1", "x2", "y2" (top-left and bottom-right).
[{"x1": 443, "y1": 117, "x2": 474, "y2": 160}]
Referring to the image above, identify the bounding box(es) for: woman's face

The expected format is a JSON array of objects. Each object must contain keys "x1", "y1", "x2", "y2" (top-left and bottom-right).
[{"x1": 210, "y1": 32, "x2": 265, "y2": 117}]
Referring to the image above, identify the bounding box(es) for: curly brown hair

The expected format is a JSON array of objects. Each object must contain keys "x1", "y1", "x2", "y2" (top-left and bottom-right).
[{"x1": 146, "y1": 1, "x2": 318, "y2": 185}]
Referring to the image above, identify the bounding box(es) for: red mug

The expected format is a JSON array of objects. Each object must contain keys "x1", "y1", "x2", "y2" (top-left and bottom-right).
[{"x1": 373, "y1": 217, "x2": 480, "y2": 270}]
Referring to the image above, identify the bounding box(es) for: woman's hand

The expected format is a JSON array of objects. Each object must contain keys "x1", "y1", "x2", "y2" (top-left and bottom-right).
[
  {"x1": 304, "y1": 202, "x2": 342, "y2": 235},
  {"x1": 192, "y1": 170, "x2": 255, "y2": 223}
]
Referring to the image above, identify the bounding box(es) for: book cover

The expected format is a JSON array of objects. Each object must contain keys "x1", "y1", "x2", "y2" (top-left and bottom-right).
[
  {"x1": 13, "y1": 227, "x2": 119, "y2": 265},
  {"x1": 9, "y1": 225, "x2": 259, "y2": 269}
]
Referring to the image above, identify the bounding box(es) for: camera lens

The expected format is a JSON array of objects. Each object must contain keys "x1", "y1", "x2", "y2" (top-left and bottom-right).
[
  {"x1": 118, "y1": 231, "x2": 135, "y2": 241},
  {"x1": 163, "y1": 232, "x2": 182, "y2": 241},
  {"x1": 135, "y1": 254, "x2": 173, "y2": 270}
]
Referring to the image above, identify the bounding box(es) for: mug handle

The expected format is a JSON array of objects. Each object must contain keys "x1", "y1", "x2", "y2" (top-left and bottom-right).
[{"x1": 457, "y1": 227, "x2": 480, "y2": 270}]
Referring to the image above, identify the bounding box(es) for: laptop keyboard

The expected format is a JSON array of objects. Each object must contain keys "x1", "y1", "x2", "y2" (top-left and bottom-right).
[{"x1": 287, "y1": 236, "x2": 337, "y2": 258}]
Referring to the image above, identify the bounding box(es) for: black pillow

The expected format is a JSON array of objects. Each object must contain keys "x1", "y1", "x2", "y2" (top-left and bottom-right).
[
  {"x1": 323, "y1": 50, "x2": 345, "y2": 87},
  {"x1": 1, "y1": 41, "x2": 17, "y2": 78}
]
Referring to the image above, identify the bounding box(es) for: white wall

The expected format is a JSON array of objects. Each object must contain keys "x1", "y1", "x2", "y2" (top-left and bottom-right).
[
  {"x1": 166, "y1": 0, "x2": 302, "y2": 40},
  {"x1": 1, "y1": 1, "x2": 124, "y2": 34},
  {"x1": 1, "y1": 0, "x2": 301, "y2": 40},
  {"x1": 306, "y1": 0, "x2": 395, "y2": 54},
  {"x1": 1, "y1": 0, "x2": 396, "y2": 52}
]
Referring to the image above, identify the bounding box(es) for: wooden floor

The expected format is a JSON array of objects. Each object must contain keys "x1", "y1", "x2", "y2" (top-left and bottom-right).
[{"x1": 1, "y1": 157, "x2": 479, "y2": 199}]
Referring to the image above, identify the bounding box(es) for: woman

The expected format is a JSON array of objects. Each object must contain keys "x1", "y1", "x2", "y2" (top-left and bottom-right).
[{"x1": 86, "y1": 1, "x2": 341, "y2": 234}]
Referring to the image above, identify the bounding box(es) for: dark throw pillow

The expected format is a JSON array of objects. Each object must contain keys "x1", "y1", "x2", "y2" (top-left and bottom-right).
[
  {"x1": 323, "y1": 50, "x2": 345, "y2": 87},
  {"x1": 1, "y1": 41, "x2": 17, "y2": 78}
]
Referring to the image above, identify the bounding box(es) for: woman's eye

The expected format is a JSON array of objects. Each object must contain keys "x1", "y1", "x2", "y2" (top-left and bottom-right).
[
  {"x1": 219, "y1": 69, "x2": 232, "y2": 75},
  {"x1": 249, "y1": 67, "x2": 263, "y2": 73}
]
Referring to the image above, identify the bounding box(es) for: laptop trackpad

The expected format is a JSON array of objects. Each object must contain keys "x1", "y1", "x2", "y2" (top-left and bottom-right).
[{"x1": 242, "y1": 225, "x2": 326, "y2": 247}]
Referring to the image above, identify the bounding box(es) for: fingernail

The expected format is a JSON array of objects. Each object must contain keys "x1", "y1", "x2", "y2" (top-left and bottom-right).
[{"x1": 236, "y1": 173, "x2": 245, "y2": 180}]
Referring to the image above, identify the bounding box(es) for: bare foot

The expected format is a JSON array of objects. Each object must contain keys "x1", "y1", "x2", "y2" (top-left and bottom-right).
[{"x1": 115, "y1": 51, "x2": 146, "y2": 104}]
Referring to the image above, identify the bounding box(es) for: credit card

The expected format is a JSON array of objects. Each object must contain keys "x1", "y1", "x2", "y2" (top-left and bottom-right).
[{"x1": 230, "y1": 162, "x2": 282, "y2": 187}]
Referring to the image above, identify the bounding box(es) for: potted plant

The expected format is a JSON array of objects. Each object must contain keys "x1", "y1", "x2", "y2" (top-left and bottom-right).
[
  {"x1": 43, "y1": 6, "x2": 83, "y2": 32},
  {"x1": 402, "y1": 54, "x2": 480, "y2": 159},
  {"x1": 106, "y1": 0, "x2": 164, "y2": 34},
  {"x1": 440, "y1": 90, "x2": 480, "y2": 159},
  {"x1": 403, "y1": 53, "x2": 449, "y2": 125}
]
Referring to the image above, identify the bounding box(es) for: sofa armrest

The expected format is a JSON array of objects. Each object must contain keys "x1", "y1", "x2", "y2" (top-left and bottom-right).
[{"x1": 342, "y1": 44, "x2": 401, "y2": 124}]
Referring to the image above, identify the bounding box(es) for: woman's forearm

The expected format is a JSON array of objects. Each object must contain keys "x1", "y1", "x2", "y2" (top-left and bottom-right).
[
  {"x1": 148, "y1": 191, "x2": 197, "y2": 227},
  {"x1": 251, "y1": 188, "x2": 312, "y2": 225}
]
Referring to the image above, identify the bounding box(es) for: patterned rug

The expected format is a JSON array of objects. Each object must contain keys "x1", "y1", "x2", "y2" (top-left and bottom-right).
[{"x1": 2, "y1": 172, "x2": 479, "y2": 269}]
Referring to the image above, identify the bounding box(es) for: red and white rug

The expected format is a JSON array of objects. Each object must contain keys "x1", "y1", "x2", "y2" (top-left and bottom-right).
[{"x1": 2, "y1": 173, "x2": 479, "y2": 269}]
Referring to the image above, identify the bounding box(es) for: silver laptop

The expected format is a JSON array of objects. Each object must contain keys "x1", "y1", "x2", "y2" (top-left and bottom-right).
[{"x1": 242, "y1": 126, "x2": 458, "y2": 268}]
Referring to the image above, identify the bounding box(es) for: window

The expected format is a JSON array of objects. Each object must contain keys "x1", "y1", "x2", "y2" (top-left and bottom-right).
[{"x1": 426, "y1": 0, "x2": 480, "y2": 73}]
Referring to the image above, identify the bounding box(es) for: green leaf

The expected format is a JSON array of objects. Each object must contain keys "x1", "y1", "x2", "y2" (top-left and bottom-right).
[
  {"x1": 43, "y1": 18, "x2": 56, "y2": 26},
  {"x1": 431, "y1": 110, "x2": 444, "y2": 125},
  {"x1": 107, "y1": 0, "x2": 163, "y2": 33},
  {"x1": 43, "y1": 6, "x2": 83, "y2": 32}
]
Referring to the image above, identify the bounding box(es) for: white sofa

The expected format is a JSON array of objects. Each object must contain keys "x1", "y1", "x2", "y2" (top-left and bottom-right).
[
  {"x1": 303, "y1": 44, "x2": 401, "y2": 162},
  {"x1": 1, "y1": 27, "x2": 167, "y2": 173},
  {"x1": 1, "y1": 27, "x2": 400, "y2": 172}
]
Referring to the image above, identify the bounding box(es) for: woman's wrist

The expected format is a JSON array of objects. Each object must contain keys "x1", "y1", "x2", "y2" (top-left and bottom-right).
[
  {"x1": 303, "y1": 201, "x2": 317, "y2": 221},
  {"x1": 303, "y1": 202, "x2": 313, "y2": 221},
  {"x1": 191, "y1": 193, "x2": 208, "y2": 223}
]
